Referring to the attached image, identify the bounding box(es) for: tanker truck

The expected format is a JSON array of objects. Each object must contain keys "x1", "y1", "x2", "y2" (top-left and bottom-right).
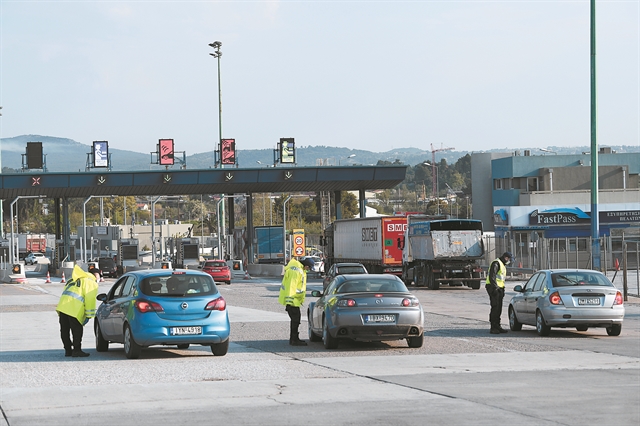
[{"x1": 401, "y1": 217, "x2": 484, "y2": 290}]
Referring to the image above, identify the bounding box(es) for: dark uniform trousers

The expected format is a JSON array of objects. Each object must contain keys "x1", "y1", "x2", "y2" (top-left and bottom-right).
[
  {"x1": 486, "y1": 284, "x2": 505, "y2": 328},
  {"x1": 285, "y1": 304, "x2": 302, "y2": 341},
  {"x1": 59, "y1": 312, "x2": 84, "y2": 351}
]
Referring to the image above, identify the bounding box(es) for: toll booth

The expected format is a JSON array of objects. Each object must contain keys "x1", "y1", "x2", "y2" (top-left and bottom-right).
[
  {"x1": 175, "y1": 237, "x2": 200, "y2": 268},
  {"x1": 0, "y1": 239, "x2": 9, "y2": 264},
  {"x1": 118, "y1": 238, "x2": 139, "y2": 273},
  {"x1": 54, "y1": 240, "x2": 65, "y2": 269}
]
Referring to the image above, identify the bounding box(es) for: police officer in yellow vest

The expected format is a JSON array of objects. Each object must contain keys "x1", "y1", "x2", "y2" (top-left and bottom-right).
[
  {"x1": 279, "y1": 257, "x2": 314, "y2": 346},
  {"x1": 56, "y1": 265, "x2": 99, "y2": 357},
  {"x1": 485, "y1": 252, "x2": 514, "y2": 334}
]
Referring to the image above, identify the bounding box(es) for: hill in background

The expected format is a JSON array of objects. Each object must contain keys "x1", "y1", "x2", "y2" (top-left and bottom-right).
[{"x1": 1, "y1": 134, "x2": 638, "y2": 173}]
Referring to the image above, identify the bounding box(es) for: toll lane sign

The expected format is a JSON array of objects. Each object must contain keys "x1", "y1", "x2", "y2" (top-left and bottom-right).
[{"x1": 293, "y1": 228, "x2": 305, "y2": 259}]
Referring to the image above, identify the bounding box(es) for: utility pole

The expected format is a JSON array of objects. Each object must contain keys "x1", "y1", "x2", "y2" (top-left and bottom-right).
[{"x1": 430, "y1": 143, "x2": 454, "y2": 199}]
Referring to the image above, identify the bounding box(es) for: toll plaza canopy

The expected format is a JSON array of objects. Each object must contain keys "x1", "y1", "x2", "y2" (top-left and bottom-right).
[{"x1": 0, "y1": 165, "x2": 408, "y2": 199}]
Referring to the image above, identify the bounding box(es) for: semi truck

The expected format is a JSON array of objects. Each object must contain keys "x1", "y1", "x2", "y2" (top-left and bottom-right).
[
  {"x1": 255, "y1": 226, "x2": 285, "y2": 264},
  {"x1": 321, "y1": 217, "x2": 407, "y2": 275},
  {"x1": 401, "y1": 217, "x2": 484, "y2": 290}
]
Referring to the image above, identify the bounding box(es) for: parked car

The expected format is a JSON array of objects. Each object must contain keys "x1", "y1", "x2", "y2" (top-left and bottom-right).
[
  {"x1": 508, "y1": 269, "x2": 624, "y2": 336},
  {"x1": 323, "y1": 262, "x2": 368, "y2": 290},
  {"x1": 25, "y1": 252, "x2": 46, "y2": 265},
  {"x1": 308, "y1": 274, "x2": 424, "y2": 349},
  {"x1": 94, "y1": 269, "x2": 230, "y2": 359},
  {"x1": 98, "y1": 257, "x2": 118, "y2": 278},
  {"x1": 200, "y1": 260, "x2": 231, "y2": 285}
]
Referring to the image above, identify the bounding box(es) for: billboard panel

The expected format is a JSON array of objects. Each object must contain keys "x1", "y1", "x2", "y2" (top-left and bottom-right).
[
  {"x1": 280, "y1": 138, "x2": 295, "y2": 163},
  {"x1": 26, "y1": 142, "x2": 43, "y2": 169},
  {"x1": 159, "y1": 139, "x2": 175, "y2": 165},
  {"x1": 221, "y1": 139, "x2": 236, "y2": 165},
  {"x1": 93, "y1": 141, "x2": 108, "y2": 168}
]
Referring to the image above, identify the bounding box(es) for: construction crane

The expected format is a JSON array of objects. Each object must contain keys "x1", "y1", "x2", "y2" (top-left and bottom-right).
[{"x1": 428, "y1": 143, "x2": 454, "y2": 198}]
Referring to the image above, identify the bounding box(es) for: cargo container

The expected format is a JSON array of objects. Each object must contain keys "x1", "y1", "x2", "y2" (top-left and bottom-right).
[{"x1": 322, "y1": 217, "x2": 407, "y2": 275}]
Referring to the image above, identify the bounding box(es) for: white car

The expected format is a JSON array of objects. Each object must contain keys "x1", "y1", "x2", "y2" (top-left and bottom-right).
[{"x1": 25, "y1": 252, "x2": 46, "y2": 265}]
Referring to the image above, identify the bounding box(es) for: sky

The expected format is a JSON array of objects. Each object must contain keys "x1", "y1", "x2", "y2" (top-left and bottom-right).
[{"x1": 0, "y1": 0, "x2": 638, "y2": 156}]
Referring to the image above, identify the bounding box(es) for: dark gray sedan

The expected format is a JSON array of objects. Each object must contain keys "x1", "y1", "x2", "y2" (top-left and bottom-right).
[
  {"x1": 508, "y1": 269, "x2": 624, "y2": 336},
  {"x1": 308, "y1": 274, "x2": 424, "y2": 349}
]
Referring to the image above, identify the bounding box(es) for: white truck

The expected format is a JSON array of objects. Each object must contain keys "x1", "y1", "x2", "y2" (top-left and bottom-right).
[{"x1": 401, "y1": 218, "x2": 485, "y2": 290}]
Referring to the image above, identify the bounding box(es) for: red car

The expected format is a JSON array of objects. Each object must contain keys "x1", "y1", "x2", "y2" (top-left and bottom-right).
[{"x1": 200, "y1": 260, "x2": 231, "y2": 285}]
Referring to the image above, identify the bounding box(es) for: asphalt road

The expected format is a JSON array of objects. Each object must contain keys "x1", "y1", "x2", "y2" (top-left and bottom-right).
[{"x1": 1, "y1": 269, "x2": 638, "y2": 426}]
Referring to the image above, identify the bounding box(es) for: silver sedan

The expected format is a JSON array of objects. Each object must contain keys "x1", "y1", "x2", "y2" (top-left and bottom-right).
[
  {"x1": 308, "y1": 274, "x2": 424, "y2": 349},
  {"x1": 508, "y1": 269, "x2": 624, "y2": 336}
]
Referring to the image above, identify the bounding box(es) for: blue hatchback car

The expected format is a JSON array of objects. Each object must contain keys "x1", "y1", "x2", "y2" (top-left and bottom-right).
[{"x1": 94, "y1": 269, "x2": 230, "y2": 359}]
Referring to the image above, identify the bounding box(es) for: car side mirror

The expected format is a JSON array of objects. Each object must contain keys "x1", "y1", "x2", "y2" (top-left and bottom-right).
[
  {"x1": 513, "y1": 285, "x2": 523, "y2": 292},
  {"x1": 97, "y1": 293, "x2": 107, "y2": 302},
  {"x1": 311, "y1": 290, "x2": 322, "y2": 297}
]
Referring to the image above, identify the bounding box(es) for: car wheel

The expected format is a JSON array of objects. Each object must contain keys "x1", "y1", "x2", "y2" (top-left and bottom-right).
[
  {"x1": 606, "y1": 324, "x2": 622, "y2": 336},
  {"x1": 322, "y1": 316, "x2": 339, "y2": 349},
  {"x1": 509, "y1": 306, "x2": 522, "y2": 331},
  {"x1": 536, "y1": 311, "x2": 551, "y2": 336},
  {"x1": 211, "y1": 339, "x2": 229, "y2": 356},
  {"x1": 177, "y1": 344, "x2": 190, "y2": 349},
  {"x1": 227, "y1": 281, "x2": 231, "y2": 285},
  {"x1": 124, "y1": 324, "x2": 141, "y2": 359},
  {"x1": 308, "y1": 312, "x2": 321, "y2": 342},
  {"x1": 95, "y1": 321, "x2": 109, "y2": 352},
  {"x1": 576, "y1": 326, "x2": 589, "y2": 332},
  {"x1": 407, "y1": 333, "x2": 424, "y2": 348}
]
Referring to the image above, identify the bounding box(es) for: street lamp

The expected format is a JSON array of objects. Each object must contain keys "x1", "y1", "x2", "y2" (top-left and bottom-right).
[
  {"x1": 339, "y1": 154, "x2": 356, "y2": 166},
  {"x1": 423, "y1": 162, "x2": 439, "y2": 215},
  {"x1": 10, "y1": 195, "x2": 45, "y2": 264}
]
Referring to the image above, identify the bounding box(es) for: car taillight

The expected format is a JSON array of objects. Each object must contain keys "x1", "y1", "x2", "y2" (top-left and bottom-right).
[
  {"x1": 205, "y1": 296, "x2": 227, "y2": 311},
  {"x1": 402, "y1": 298, "x2": 419, "y2": 307},
  {"x1": 337, "y1": 299, "x2": 357, "y2": 307},
  {"x1": 614, "y1": 291, "x2": 623, "y2": 305},
  {"x1": 549, "y1": 291, "x2": 564, "y2": 305},
  {"x1": 135, "y1": 300, "x2": 164, "y2": 313}
]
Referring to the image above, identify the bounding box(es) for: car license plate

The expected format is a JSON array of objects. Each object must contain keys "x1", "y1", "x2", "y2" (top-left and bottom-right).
[
  {"x1": 364, "y1": 314, "x2": 396, "y2": 324},
  {"x1": 578, "y1": 298, "x2": 600, "y2": 306},
  {"x1": 170, "y1": 326, "x2": 202, "y2": 335}
]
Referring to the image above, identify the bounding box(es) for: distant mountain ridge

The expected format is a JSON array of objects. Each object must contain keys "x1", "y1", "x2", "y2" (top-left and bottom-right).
[{"x1": 1, "y1": 134, "x2": 638, "y2": 173}]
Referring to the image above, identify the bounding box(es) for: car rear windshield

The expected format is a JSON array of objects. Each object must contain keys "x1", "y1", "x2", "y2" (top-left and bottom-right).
[
  {"x1": 337, "y1": 279, "x2": 408, "y2": 293},
  {"x1": 337, "y1": 266, "x2": 366, "y2": 274},
  {"x1": 140, "y1": 275, "x2": 218, "y2": 297},
  {"x1": 205, "y1": 261, "x2": 227, "y2": 268},
  {"x1": 551, "y1": 272, "x2": 613, "y2": 287}
]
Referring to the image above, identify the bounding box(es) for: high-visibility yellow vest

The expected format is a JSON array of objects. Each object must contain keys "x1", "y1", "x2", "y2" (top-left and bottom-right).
[
  {"x1": 485, "y1": 258, "x2": 506, "y2": 288},
  {"x1": 56, "y1": 265, "x2": 99, "y2": 323},
  {"x1": 279, "y1": 259, "x2": 307, "y2": 307}
]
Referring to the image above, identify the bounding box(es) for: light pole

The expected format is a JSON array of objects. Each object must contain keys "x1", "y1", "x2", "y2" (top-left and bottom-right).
[
  {"x1": 423, "y1": 162, "x2": 439, "y2": 215},
  {"x1": 209, "y1": 41, "x2": 223, "y2": 166},
  {"x1": 209, "y1": 41, "x2": 226, "y2": 252},
  {"x1": 282, "y1": 195, "x2": 292, "y2": 263}
]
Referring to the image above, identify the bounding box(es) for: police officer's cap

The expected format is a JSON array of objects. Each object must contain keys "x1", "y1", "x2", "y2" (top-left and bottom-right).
[
  {"x1": 301, "y1": 257, "x2": 315, "y2": 269},
  {"x1": 502, "y1": 252, "x2": 515, "y2": 261}
]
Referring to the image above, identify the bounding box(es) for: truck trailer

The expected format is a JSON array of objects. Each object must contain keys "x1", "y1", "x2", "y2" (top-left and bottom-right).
[
  {"x1": 254, "y1": 226, "x2": 285, "y2": 264},
  {"x1": 401, "y1": 218, "x2": 484, "y2": 290},
  {"x1": 322, "y1": 217, "x2": 407, "y2": 275}
]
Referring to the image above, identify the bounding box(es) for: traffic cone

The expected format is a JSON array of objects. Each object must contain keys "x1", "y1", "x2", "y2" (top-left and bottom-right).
[
  {"x1": 518, "y1": 261, "x2": 522, "y2": 268},
  {"x1": 45, "y1": 271, "x2": 51, "y2": 283},
  {"x1": 60, "y1": 271, "x2": 66, "y2": 284},
  {"x1": 614, "y1": 258, "x2": 620, "y2": 271},
  {"x1": 244, "y1": 270, "x2": 251, "y2": 280}
]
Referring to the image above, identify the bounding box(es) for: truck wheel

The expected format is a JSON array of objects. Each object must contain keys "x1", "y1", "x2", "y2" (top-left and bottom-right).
[{"x1": 469, "y1": 281, "x2": 481, "y2": 290}]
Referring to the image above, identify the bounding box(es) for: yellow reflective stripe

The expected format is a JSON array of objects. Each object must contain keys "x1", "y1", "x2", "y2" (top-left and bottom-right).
[{"x1": 61, "y1": 290, "x2": 85, "y2": 303}]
